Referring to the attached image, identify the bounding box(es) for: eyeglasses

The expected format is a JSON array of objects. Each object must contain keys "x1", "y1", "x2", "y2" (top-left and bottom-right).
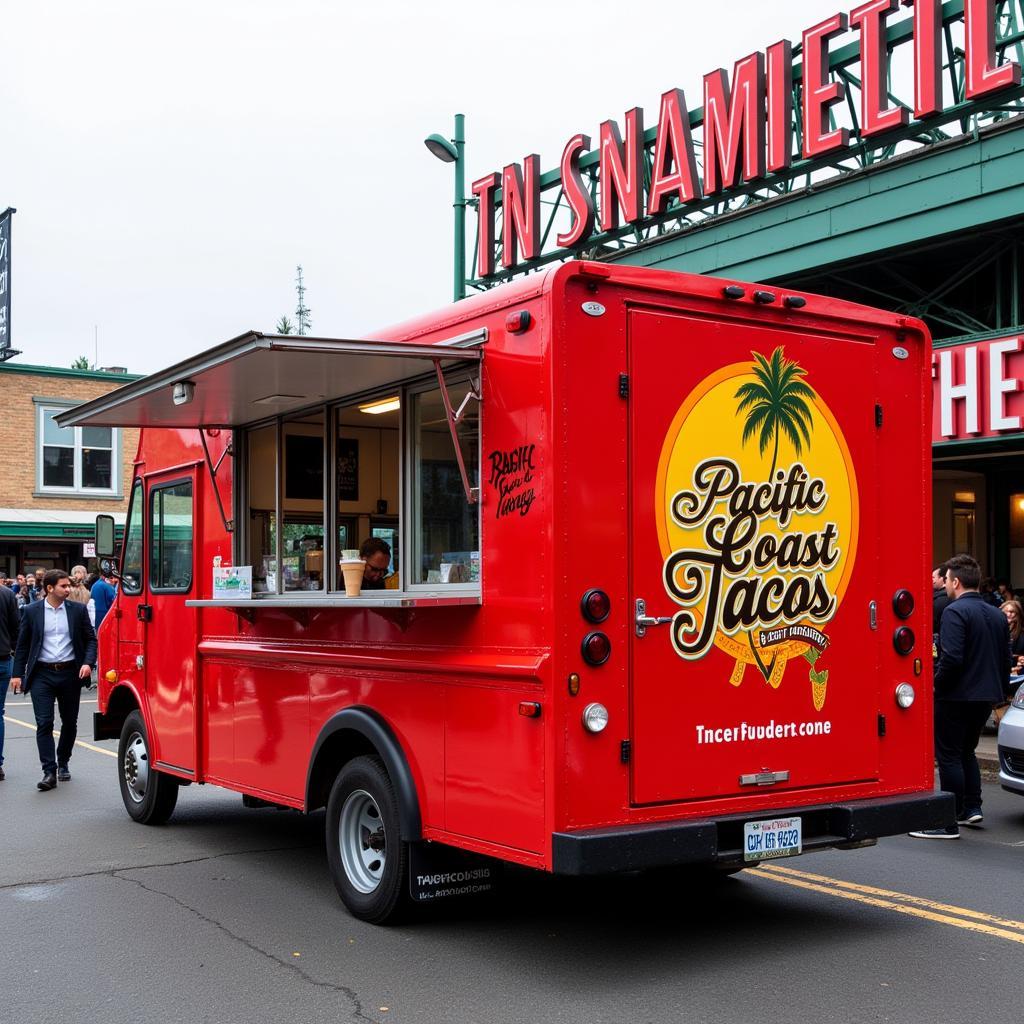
[{"x1": 365, "y1": 564, "x2": 388, "y2": 577}]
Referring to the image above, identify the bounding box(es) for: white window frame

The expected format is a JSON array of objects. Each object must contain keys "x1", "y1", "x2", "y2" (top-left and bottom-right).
[{"x1": 35, "y1": 399, "x2": 121, "y2": 497}]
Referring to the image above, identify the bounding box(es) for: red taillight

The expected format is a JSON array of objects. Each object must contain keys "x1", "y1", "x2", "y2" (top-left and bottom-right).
[
  {"x1": 580, "y1": 588, "x2": 610, "y2": 623},
  {"x1": 582, "y1": 631, "x2": 611, "y2": 666},
  {"x1": 892, "y1": 589, "x2": 914, "y2": 619},
  {"x1": 893, "y1": 626, "x2": 915, "y2": 655},
  {"x1": 505, "y1": 310, "x2": 531, "y2": 333}
]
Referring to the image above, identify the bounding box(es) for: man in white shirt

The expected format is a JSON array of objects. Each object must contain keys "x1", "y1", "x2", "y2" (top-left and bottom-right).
[{"x1": 12, "y1": 570, "x2": 97, "y2": 791}]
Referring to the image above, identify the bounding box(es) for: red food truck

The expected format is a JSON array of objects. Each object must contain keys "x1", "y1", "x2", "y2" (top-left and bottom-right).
[{"x1": 62, "y1": 261, "x2": 952, "y2": 923}]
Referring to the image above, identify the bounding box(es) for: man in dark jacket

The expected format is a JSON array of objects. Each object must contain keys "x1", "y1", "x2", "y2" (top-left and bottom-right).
[
  {"x1": 911, "y1": 554, "x2": 1010, "y2": 839},
  {"x1": 0, "y1": 582, "x2": 20, "y2": 781},
  {"x1": 11, "y1": 570, "x2": 96, "y2": 791},
  {"x1": 932, "y1": 564, "x2": 950, "y2": 633}
]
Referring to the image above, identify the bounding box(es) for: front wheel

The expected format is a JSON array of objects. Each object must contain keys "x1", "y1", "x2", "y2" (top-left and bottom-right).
[
  {"x1": 325, "y1": 756, "x2": 409, "y2": 924},
  {"x1": 118, "y1": 710, "x2": 179, "y2": 825}
]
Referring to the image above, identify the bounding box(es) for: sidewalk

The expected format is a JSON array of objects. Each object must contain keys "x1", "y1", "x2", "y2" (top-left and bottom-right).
[{"x1": 978, "y1": 732, "x2": 1000, "y2": 772}]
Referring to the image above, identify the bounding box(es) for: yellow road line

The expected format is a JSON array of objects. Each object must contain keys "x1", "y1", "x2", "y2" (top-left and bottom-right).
[
  {"x1": 759, "y1": 863, "x2": 1024, "y2": 932},
  {"x1": 752, "y1": 864, "x2": 1024, "y2": 945},
  {"x1": 3, "y1": 713, "x2": 117, "y2": 758}
]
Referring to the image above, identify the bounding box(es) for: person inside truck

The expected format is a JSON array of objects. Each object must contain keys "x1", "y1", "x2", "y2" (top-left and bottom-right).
[{"x1": 358, "y1": 537, "x2": 393, "y2": 591}]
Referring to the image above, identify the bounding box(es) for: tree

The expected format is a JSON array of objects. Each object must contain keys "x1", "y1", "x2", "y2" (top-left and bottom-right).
[
  {"x1": 735, "y1": 346, "x2": 816, "y2": 681},
  {"x1": 71, "y1": 356, "x2": 90, "y2": 369},
  {"x1": 275, "y1": 316, "x2": 295, "y2": 335},
  {"x1": 735, "y1": 346, "x2": 815, "y2": 478}
]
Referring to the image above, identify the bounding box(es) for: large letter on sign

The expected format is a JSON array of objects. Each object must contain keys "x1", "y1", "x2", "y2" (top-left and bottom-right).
[
  {"x1": 557, "y1": 134, "x2": 595, "y2": 249},
  {"x1": 851, "y1": 0, "x2": 909, "y2": 136},
  {"x1": 501, "y1": 155, "x2": 541, "y2": 270},
  {"x1": 648, "y1": 89, "x2": 701, "y2": 215},
  {"x1": 901, "y1": 0, "x2": 942, "y2": 118},
  {"x1": 766, "y1": 40, "x2": 794, "y2": 172},
  {"x1": 802, "y1": 13, "x2": 851, "y2": 158},
  {"x1": 964, "y1": 0, "x2": 1022, "y2": 99},
  {"x1": 472, "y1": 172, "x2": 499, "y2": 279},
  {"x1": 599, "y1": 108, "x2": 644, "y2": 232},
  {"x1": 703, "y1": 53, "x2": 766, "y2": 195}
]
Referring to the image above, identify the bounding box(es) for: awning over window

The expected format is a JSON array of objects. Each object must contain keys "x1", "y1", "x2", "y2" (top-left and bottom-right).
[{"x1": 56, "y1": 330, "x2": 485, "y2": 429}]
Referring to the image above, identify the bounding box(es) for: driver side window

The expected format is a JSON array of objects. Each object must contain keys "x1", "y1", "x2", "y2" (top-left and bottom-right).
[{"x1": 122, "y1": 479, "x2": 144, "y2": 594}]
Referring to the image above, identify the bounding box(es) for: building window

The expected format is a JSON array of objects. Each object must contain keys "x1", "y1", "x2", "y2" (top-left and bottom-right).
[{"x1": 36, "y1": 402, "x2": 119, "y2": 495}]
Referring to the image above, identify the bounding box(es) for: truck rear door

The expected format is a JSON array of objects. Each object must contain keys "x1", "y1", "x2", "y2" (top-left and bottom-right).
[{"x1": 628, "y1": 307, "x2": 880, "y2": 806}]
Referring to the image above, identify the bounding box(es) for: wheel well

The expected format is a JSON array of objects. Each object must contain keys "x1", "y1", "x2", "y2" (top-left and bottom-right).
[
  {"x1": 102, "y1": 686, "x2": 140, "y2": 739},
  {"x1": 307, "y1": 730, "x2": 377, "y2": 811},
  {"x1": 305, "y1": 708, "x2": 422, "y2": 840}
]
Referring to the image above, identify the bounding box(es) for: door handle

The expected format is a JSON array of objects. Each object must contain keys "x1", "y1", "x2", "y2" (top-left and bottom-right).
[
  {"x1": 635, "y1": 598, "x2": 672, "y2": 638},
  {"x1": 137, "y1": 604, "x2": 153, "y2": 623}
]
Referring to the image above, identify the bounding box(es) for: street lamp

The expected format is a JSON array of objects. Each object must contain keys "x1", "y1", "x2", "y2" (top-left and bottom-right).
[{"x1": 424, "y1": 113, "x2": 466, "y2": 302}]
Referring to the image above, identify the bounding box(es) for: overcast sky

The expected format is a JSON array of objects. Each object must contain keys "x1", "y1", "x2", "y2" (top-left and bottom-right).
[{"x1": 3, "y1": 0, "x2": 843, "y2": 374}]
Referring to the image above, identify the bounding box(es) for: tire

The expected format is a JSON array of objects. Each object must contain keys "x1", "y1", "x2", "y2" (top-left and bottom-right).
[
  {"x1": 118, "y1": 710, "x2": 179, "y2": 825},
  {"x1": 325, "y1": 755, "x2": 409, "y2": 924}
]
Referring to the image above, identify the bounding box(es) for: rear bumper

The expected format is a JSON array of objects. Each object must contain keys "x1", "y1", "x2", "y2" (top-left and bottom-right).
[{"x1": 551, "y1": 791, "x2": 955, "y2": 875}]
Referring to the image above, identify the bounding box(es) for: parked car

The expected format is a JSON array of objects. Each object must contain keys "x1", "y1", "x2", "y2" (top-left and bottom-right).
[{"x1": 997, "y1": 683, "x2": 1024, "y2": 796}]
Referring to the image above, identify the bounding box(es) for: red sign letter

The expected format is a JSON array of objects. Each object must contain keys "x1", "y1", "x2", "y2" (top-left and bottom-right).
[
  {"x1": 766, "y1": 40, "x2": 794, "y2": 173},
  {"x1": 703, "y1": 53, "x2": 766, "y2": 195},
  {"x1": 647, "y1": 89, "x2": 701, "y2": 215},
  {"x1": 901, "y1": 0, "x2": 942, "y2": 117},
  {"x1": 501, "y1": 155, "x2": 541, "y2": 270},
  {"x1": 472, "y1": 172, "x2": 499, "y2": 278},
  {"x1": 557, "y1": 134, "x2": 595, "y2": 249},
  {"x1": 802, "y1": 13, "x2": 851, "y2": 158},
  {"x1": 964, "y1": 0, "x2": 1021, "y2": 99},
  {"x1": 599, "y1": 108, "x2": 644, "y2": 233},
  {"x1": 851, "y1": 0, "x2": 909, "y2": 136}
]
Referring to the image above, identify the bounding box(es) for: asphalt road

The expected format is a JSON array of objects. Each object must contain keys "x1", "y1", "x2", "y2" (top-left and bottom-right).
[{"x1": 3, "y1": 696, "x2": 1024, "y2": 1024}]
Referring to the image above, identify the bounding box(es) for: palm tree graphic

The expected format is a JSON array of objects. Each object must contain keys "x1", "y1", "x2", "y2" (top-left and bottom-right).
[
  {"x1": 735, "y1": 346, "x2": 816, "y2": 681},
  {"x1": 735, "y1": 347, "x2": 815, "y2": 477}
]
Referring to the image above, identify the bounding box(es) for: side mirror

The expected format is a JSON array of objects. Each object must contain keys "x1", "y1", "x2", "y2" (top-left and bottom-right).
[{"x1": 95, "y1": 514, "x2": 117, "y2": 558}]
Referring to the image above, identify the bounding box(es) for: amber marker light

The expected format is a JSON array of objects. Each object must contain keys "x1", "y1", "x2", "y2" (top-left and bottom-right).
[
  {"x1": 105, "y1": 669, "x2": 117, "y2": 683},
  {"x1": 567, "y1": 673, "x2": 581, "y2": 697}
]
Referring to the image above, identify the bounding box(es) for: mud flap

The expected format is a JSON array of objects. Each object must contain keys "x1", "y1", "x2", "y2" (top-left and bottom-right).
[{"x1": 408, "y1": 841, "x2": 503, "y2": 903}]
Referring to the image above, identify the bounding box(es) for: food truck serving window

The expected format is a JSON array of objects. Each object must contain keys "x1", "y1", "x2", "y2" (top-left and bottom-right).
[{"x1": 240, "y1": 366, "x2": 480, "y2": 599}]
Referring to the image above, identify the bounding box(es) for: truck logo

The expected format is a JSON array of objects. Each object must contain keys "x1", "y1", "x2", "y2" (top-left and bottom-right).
[{"x1": 656, "y1": 347, "x2": 858, "y2": 709}]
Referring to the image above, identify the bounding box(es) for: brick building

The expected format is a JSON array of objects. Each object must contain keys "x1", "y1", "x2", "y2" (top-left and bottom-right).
[{"x1": 0, "y1": 362, "x2": 141, "y2": 577}]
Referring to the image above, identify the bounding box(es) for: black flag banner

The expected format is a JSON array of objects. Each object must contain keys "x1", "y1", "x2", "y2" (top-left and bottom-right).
[{"x1": 0, "y1": 208, "x2": 17, "y2": 361}]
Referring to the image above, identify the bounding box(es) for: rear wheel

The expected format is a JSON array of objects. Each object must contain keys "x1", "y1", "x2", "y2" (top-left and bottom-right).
[
  {"x1": 118, "y1": 710, "x2": 179, "y2": 825},
  {"x1": 325, "y1": 756, "x2": 409, "y2": 924}
]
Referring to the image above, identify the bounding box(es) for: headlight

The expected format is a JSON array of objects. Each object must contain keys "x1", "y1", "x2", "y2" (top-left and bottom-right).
[
  {"x1": 1012, "y1": 686, "x2": 1024, "y2": 710},
  {"x1": 582, "y1": 703, "x2": 609, "y2": 733},
  {"x1": 894, "y1": 683, "x2": 915, "y2": 709}
]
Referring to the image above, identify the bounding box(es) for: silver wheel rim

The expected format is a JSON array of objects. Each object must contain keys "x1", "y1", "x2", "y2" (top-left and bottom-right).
[
  {"x1": 339, "y1": 788, "x2": 386, "y2": 894},
  {"x1": 123, "y1": 730, "x2": 150, "y2": 804}
]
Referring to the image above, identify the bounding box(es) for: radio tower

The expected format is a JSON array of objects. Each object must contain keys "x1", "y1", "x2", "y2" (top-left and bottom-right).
[{"x1": 295, "y1": 265, "x2": 312, "y2": 336}]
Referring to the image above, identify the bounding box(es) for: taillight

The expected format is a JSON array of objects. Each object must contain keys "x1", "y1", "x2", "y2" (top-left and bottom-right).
[
  {"x1": 580, "y1": 588, "x2": 610, "y2": 623},
  {"x1": 892, "y1": 589, "x2": 914, "y2": 619},
  {"x1": 893, "y1": 626, "x2": 915, "y2": 655},
  {"x1": 582, "y1": 631, "x2": 611, "y2": 666}
]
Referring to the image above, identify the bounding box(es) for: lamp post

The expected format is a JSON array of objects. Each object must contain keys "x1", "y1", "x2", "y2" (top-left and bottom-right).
[{"x1": 424, "y1": 113, "x2": 466, "y2": 302}]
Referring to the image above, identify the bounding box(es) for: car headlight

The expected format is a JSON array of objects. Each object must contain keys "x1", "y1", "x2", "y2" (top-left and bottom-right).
[{"x1": 1013, "y1": 687, "x2": 1024, "y2": 710}]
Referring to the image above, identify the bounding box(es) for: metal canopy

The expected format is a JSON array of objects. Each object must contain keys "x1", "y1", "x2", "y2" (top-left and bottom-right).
[{"x1": 56, "y1": 330, "x2": 485, "y2": 429}]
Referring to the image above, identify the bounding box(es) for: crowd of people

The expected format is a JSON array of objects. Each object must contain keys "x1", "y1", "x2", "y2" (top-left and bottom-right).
[
  {"x1": 915, "y1": 555, "x2": 1022, "y2": 840},
  {"x1": 0, "y1": 564, "x2": 117, "y2": 790}
]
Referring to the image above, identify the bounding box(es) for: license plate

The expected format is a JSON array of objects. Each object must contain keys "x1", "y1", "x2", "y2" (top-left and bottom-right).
[{"x1": 743, "y1": 816, "x2": 802, "y2": 862}]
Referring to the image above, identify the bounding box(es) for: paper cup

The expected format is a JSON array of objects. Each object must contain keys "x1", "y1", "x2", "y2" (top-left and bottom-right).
[{"x1": 339, "y1": 559, "x2": 363, "y2": 597}]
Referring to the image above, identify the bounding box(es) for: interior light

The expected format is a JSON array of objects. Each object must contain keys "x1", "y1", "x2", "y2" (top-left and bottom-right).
[
  {"x1": 954, "y1": 491, "x2": 975, "y2": 503},
  {"x1": 358, "y1": 396, "x2": 401, "y2": 415}
]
